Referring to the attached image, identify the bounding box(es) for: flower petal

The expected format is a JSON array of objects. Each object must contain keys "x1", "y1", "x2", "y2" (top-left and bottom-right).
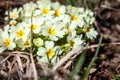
[{"x1": 37, "y1": 47, "x2": 46, "y2": 56}]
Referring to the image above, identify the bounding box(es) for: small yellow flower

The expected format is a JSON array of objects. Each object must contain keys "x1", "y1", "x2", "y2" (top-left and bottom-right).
[
  {"x1": 48, "y1": 27, "x2": 56, "y2": 35},
  {"x1": 16, "y1": 29, "x2": 25, "y2": 38},
  {"x1": 3, "y1": 38, "x2": 11, "y2": 47},
  {"x1": 54, "y1": 10, "x2": 60, "y2": 17},
  {"x1": 71, "y1": 15, "x2": 78, "y2": 22},
  {"x1": 69, "y1": 40, "x2": 74, "y2": 47},
  {"x1": 30, "y1": 24, "x2": 37, "y2": 30},
  {"x1": 11, "y1": 12, "x2": 17, "y2": 19},
  {"x1": 9, "y1": 8, "x2": 19, "y2": 19},
  {"x1": 46, "y1": 48, "x2": 55, "y2": 58},
  {"x1": 37, "y1": 41, "x2": 61, "y2": 64},
  {"x1": 67, "y1": 31, "x2": 83, "y2": 48},
  {"x1": 42, "y1": 8, "x2": 49, "y2": 15},
  {"x1": 23, "y1": 40, "x2": 31, "y2": 47}
]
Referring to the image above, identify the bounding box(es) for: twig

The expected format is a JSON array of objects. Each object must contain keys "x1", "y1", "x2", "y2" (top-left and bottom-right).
[
  {"x1": 29, "y1": 8, "x2": 38, "y2": 80},
  {"x1": 83, "y1": 0, "x2": 86, "y2": 10},
  {"x1": 0, "y1": 52, "x2": 30, "y2": 77},
  {"x1": 0, "y1": 55, "x2": 11, "y2": 64},
  {"x1": 0, "y1": 70, "x2": 8, "y2": 77},
  {"x1": 16, "y1": 55, "x2": 24, "y2": 72},
  {"x1": 88, "y1": 42, "x2": 120, "y2": 49},
  {"x1": 23, "y1": 61, "x2": 31, "y2": 78},
  {"x1": 0, "y1": 51, "x2": 30, "y2": 56},
  {"x1": 6, "y1": 0, "x2": 10, "y2": 23},
  {"x1": 30, "y1": 54, "x2": 38, "y2": 80},
  {"x1": 63, "y1": 53, "x2": 79, "y2": 69},
  {"x1": 51, "y1": 41, "x2": 120, "y2": 73},
  {"x1": 8, "y1": 56, "x2": 16, "y2": 75},
  {"x1": 36, "y1": 56, "x2": 48, "y2": 76},
  {"x1": 0, "y1": 52, "x2": 30, "y2": 64},
  {"x1": 51, "y1": 45, "x2": 83, "y2": 73}
]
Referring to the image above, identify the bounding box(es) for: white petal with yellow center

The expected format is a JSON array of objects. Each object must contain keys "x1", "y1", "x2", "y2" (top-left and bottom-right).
[
  {"x1": 16, "y1": 29, "x2": 25, "y2": 38},
  {"x1": 3, "y1": 38, "x2": 11, "y2": 47}
]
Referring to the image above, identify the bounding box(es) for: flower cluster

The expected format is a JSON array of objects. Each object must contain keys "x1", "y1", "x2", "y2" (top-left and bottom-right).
[{"x1": 0, "y1": 0, "x2": 98, "y2": 64}]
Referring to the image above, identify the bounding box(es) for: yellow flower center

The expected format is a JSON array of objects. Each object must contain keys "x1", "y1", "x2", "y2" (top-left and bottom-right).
[
  {"x1": 30, "y1": 24, "x2": 37, "y2": 30},
  {"x1": 23, "y1": 40, "x2": 31, "y2": 47},
  {"x1": 11, "y1": 12, "x2": 18, "y2": 19},
  {"x1": 69, "y1": 40, "x2": 74, "y2": 47},
  {"x1": 48, "y1": 27, "x2": 56, "y2": 35},
  {"x1": 46, "y1": 49, "x2": 55, "y2": 58},
  {"x1": 16, "y1": 29, "x2": 25, "y2": 38},
  {"x1": 54, "y1": 10, "x2": 60, "y2": 17},
  {"x1": 3, "y1": 38, "x2": 11, "y2": 47},
  {"x1": 42, "y1": 8, "x2": 49, "y2": 15},
  {"x1": 86, "y1": 26, "x2": 91, "y2": 32},
  {"x1": 71, "y1": 15, "x2": 78, "y2": 22}
]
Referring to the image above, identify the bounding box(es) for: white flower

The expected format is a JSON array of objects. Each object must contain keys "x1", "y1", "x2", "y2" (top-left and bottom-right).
[
  {"x1": 33, "y1": 38, "x2": 44, "y2": 47},
  {"x1": 37, "y1": 41, "x2": 61, "y2": 64},
  {"x1": 66, "y1": 6, "x2": 84, "y2": 27},
  {"x1": 62, "y1": 14, "x2": 71, "y2": 24},
  {"x1": 1, "y1": 0, "x2": 98, "y2": 64},
  {"x1": 14, "y1": 23, "x2": 29, "y2": 41},
  {"x1": 50, "y1": 2, "x2": 66, "y2": 22},
  {"x1": 9, "y1": 20, "x2": 17, "y2": 26},
  {"x1": 41, "y1": 21, "x2": 65, "y2": 41},
  {"x1": 84, "y1": 25, "x2": 98, "y2": 39},
  {"x1": 23, "y1": 17, "x2": 43, "y2": 34},
  {"x1": 67, "y1": 31, "x2": 83, "y2": 48},
  {"x1": 10, "y1": 8, "x2": 19, "y2": 19},
  {"x1": 21, "y1": 39, "x2": 31, "y2": 49},
  {"x1": 15, "y1": 37, "x2": 31, "y2": 50},
  {"x1": 6, "y1": 8, "x2": 22, "y2": 20},
  {"x1": 35, "y1": 0, "x2": 54, "y2": 16},
  {"x1": 22, "y1": 2, "x2": 37, "y2": 17},
  {"x1": 83, "y1": 10, "x2": 95, "y2": 24},
  {"x1": 0, "y1": 30, "x2": 16, "y2": 53},
  {"x1": 64, "y1": 23, "x2": 78, "y2": 34}
]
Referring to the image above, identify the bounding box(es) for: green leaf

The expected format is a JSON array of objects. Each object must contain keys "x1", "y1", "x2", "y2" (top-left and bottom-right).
[
  {"x1": 69, "y1": 45, "x2": 88, "y2": 80},
  {"x1": 81, "y1": 37, "x2": 102, "y2": 80}
]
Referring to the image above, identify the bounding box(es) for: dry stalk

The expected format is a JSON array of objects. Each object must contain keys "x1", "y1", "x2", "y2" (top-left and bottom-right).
[
  {"x1": 16, "y1": 55, "x2": 24, "y2": 72},
  {"x1": 30, "y1": 54, "x2": 38, "y2": 80},
  {"x1": 0, "y1": 55, "x2": 11, "y2": 64},
  {"x1": 28, "y1": 9, "x2": 38, "y2": 80},
  {"x1": 63, "y1": 54, "x2": 78, "y2": 69},
  {"x1": 6, "y1": 0, "x2": 10, "y2": 23},
  {"x1": 88, "y1": 42, "x2": 120, "y2": 49},
  {"x1": 36, "y1": 56, "x2": 48, "y2": 76},
  {"x1": 51, "y1": 45, "x2": 83, "y2": 73},
  {"x1": 0, "y1": 51, "x2": 36, "y2": 79},
  {"x1": 51, "y1": 41, "x2": 120, "y2": 73}
]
